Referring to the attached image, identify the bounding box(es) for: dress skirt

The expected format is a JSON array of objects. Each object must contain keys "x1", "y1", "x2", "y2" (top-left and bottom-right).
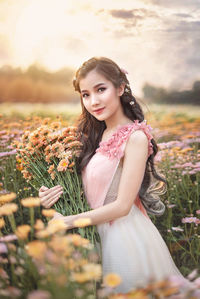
[{"x1": 96, "y1": 203, "x2": 191, "y2": 294}]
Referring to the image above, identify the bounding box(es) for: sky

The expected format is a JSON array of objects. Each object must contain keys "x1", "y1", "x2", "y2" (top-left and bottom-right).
[{"x1": 0, "y1": 0, "x2": 200, "y2": 97}]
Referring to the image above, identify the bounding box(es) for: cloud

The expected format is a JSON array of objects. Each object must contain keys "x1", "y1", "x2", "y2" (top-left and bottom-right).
[
  {"x1": 145, "y1": 0, "x2": 200, "y2": 9},
  {"x1": 109, "y1": 8, "x2": 158, "y2": 20}
]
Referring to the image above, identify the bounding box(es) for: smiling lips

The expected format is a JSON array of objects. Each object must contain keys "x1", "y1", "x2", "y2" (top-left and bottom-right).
[{"x1": 93, "y1": 107, "x2": 105, "y2": 114}]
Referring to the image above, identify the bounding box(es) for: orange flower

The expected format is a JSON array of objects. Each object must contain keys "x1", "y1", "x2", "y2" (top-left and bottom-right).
[
  {"x1": 50, "y1": 172, "x2": 56, "y2": 180},
  {"x1": 67, "y1": 141, "x2": 83, "y2": 149},
  {"x1": 46, "y1": 219, "x2": 67, "y2": 234},
  {"x1": 73, "y1": 218, "x2": 92, "y2": 228},
  {"x1": 45, "y1": 153, "x2": 54, "y2": 164},
  {"x1": 68, "y1": 161, "x2": 75, "y2": 168},
  {"x1": 67, "y1": 234, "x2": 90, "y2": 247},
  {"x1": 0, "y1": 218, "x2": 5, "y2": 228},
  {"x1": 42, "y1": 209, "x2": 56, "y2": 218},
  {"x1": 21, "y1": 170, "x2": 32, "y2": 180},
  {"x1": 0, "y1": 203, "x2": 18, "y2": 216},
  {"x1": 51, "y1": 122, "x2": 61, "y2": 130},
  {"x1": 63, "y1": 136, "x2": 76, "y2": 144},
  {"x1": 42, "y1": 117, "x2": 51, "y2": 125},
  {"x1": 57, "y1": 159, "x2": 69, "y2": 171},
  {"x1": 15, "y1": 225, "x2": 31, "y2": 240},
  {"x1": 51, "y1": 142, "x2": 64, "y2": 157},
  {"x1": 21, "y1": 197, "x2": 40, "y2": 207},
  {"x1": 0, "y1": 192, "x2": 16, "y2": 204},
  {"x1": 25, "y1": 240, "x2": 47, "y2": 260},
  {"x1": 82, "y1": 263, "x2": 102, "y2": 280},
  {"x1": 34, "y1": 219, "x2": 45, "y2": 230},
  {"x1": 44, "y1": 145, "x2": 52, "y2": 155},
  {"x1": 47, "y1": 164, "x2": 55, "y2": 174}
]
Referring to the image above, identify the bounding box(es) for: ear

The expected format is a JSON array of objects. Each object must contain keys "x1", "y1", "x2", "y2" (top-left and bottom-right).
[{"x1": 117, "y1": 83, "x2": 126, "y2": 97}]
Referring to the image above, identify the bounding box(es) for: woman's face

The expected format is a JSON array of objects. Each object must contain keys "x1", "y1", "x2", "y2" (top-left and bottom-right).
[{"x1": 79, "y1": 69, "x2": 125, "y2": 121}]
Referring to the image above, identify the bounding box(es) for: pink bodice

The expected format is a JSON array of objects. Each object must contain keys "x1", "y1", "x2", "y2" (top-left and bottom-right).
[{"x1": 81, "y1": 119, "x2": 154, "y2": 223}]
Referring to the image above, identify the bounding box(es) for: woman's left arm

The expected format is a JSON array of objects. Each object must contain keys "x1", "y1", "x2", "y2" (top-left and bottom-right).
[{"x1": 62, "y1": 130, "x2": 149, "y2": 229}]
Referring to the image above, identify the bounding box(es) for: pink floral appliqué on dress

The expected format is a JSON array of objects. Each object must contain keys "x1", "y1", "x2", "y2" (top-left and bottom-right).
[
  {"x1": 96, "y1": 119, "x2": 154, "y2": 160},
  {"x1": 81, "y1": 119, "x2": 154, "y2": 225}
]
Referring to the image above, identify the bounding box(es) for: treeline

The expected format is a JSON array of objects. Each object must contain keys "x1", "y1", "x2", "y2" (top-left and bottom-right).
[
  {"x1": 0, "y1": 64, "x2": 199, "y2": 104},
  {"x1": 0, "y1": 64, "x2": 78, "y2": 103},
  {"x1": 142, "y1": 81, "x2": 200, "y2": 105}
]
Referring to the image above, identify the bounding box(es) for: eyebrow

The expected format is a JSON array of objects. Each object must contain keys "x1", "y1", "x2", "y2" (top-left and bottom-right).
[{"x1": 81, "y1": 83, "x2": 106, "y2": 93}]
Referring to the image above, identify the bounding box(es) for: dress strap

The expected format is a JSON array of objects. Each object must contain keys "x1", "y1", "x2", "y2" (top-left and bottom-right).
[{"x1": 96, "y1": 119, "x2": 154, "y2": 160}]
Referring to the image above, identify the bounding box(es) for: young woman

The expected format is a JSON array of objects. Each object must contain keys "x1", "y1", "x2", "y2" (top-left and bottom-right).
[{"x1": 39, "y1": 57, "x2": 191, "y2": 294}]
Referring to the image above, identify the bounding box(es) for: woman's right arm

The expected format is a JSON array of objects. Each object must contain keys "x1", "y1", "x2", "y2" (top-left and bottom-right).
[{"x1": 39, "y1": 185, "x2": 63, "y2": 208}]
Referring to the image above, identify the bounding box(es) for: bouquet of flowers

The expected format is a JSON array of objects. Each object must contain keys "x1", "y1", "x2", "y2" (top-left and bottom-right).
[{"x1": 13, "y1": 121, "x2": 100, "y2": 245}]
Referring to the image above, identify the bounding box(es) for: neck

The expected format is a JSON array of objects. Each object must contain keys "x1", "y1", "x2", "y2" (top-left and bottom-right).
[{"x1": 104, "y1": 111, "x2": 132, "y2": 132}]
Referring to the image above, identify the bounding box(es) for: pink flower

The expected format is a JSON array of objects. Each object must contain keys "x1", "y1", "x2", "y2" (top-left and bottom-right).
[
  {"x1": 187, "y1": 269, "x2": 198, "y2": 280},
  {"x1": 0, "y1": 234, "x2": 18, "y2": 242},
  {"x1": 196, "y1": 210, "x2": 200, "y2": 215},
  {"x1": 182, "y1": 217, "x2": 199, "y2": 224},
  {"x1": 194, "y1": 277, "x2": 200, "y2": 287},
  {"x1": 171, "y1": 226, "x2": 184, "y2": 232},
  {"x1": 168, "y1": 274, "x2": 186, "y2": 288},
  {"x1": 0, "y1": 243, "x2": 8, "y2": 254},
  {"x1": 167, "y1": 204, "x2": 176, "y2": 208},
  {"x1": 27, "y1": 290, "x2": 51, "y2": 299}
]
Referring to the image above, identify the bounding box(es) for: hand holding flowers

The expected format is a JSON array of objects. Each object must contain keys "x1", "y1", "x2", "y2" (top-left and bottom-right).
[{"x1": 13, "y1": 121, "x2": 100, "y2": 244}]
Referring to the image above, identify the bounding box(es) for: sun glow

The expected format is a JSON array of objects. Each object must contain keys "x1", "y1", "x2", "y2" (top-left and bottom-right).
[{"x1": 11, "y1": 0, "x2": 104, "y2": 70}]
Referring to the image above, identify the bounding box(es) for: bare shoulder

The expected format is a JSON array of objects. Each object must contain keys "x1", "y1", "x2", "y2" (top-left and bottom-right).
[
  {"x1": 127, "y1": 129, "x2": 149, "y2": 147},
  {"x1": 124, "y1": 129, "x2": 149, "y2": 159}
]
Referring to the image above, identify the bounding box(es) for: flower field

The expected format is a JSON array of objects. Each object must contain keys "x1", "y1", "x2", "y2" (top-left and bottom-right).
[{"x1": 0, "y1": 103, "x2": 200, "y2": 298}]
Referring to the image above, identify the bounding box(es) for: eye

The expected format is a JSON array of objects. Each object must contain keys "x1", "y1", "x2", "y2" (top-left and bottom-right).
[
  {"x1": 98, "y1": 87, "x2": 106, "y2": 92},
  {"x1": 82, "y1": 93, "x2": 89, "y2": 99}
]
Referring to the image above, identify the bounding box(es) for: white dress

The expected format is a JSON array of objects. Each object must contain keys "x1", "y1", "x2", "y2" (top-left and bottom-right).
[
  {"x1": 81, "y1": 120, "x2": 193, "y2": 294},
  {"x1": 97, "y1": 160, "x2": 189, "y2": 293}
]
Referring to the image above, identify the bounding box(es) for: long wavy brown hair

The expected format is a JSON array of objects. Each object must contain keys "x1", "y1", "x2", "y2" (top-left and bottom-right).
[{"x1": 73, "y1": 56, "x2": 167, "y2": 216}]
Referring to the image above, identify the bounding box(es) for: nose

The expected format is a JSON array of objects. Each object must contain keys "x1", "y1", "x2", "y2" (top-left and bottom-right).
[{"x1": 91, "y1": 94, "x2": 100, "y2": 106}]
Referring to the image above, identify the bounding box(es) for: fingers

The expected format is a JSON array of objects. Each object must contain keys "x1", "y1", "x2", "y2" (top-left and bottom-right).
[
  {"x1": 39, "y1": 185, "x2": 49, "y2": 192},
  {"x1": 42, "y1": 187, "x2": 63, "y2": 201},
  {"x1": 40, "y1": 186, "x2": 63, "y2": 208},
  {"x1": 44, "y1": 191, "x2": 63, "y2": 208}
]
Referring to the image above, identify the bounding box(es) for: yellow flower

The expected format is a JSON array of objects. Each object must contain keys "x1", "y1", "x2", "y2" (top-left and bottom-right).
[
  {"x1": 0, "y1": 203, "x2": 18, "y2": 216},
  {"x1": 0, "y1": 192, "x2": 16, "y2": 204},
  {"x1": 21, "y1": 197, "x2": 41, "y2": 207},
  {"x1": 15, "y1": 225, "x2": 31, "y2": 240},
  {"x1": 25, "y1": 240, "x2": 47, "y2": 260},
  {"x1": 82, "y1": 263, "x2": 102, "y2": 280},
  {"x1": 0, "y1": 218, "x2": 5, "y2": 228},
  {"x1": 180, "y1": 147, "x2": 194, "y2": 153},
  {"x1": 42, "y1": 209, "x2": 56, "y2": 218},
  {"x1": 34, "y1": 219, "x2": 44, "y2": 230},
  {"x1": 57, "y1": 159, "x2": 69, "y2": 171},
  {"x1": 73, "y1": 217, "x2": 92, "y2": 228},
  {"x1": 103, "y1": 273, "x2": 122, "y2": 288}
]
